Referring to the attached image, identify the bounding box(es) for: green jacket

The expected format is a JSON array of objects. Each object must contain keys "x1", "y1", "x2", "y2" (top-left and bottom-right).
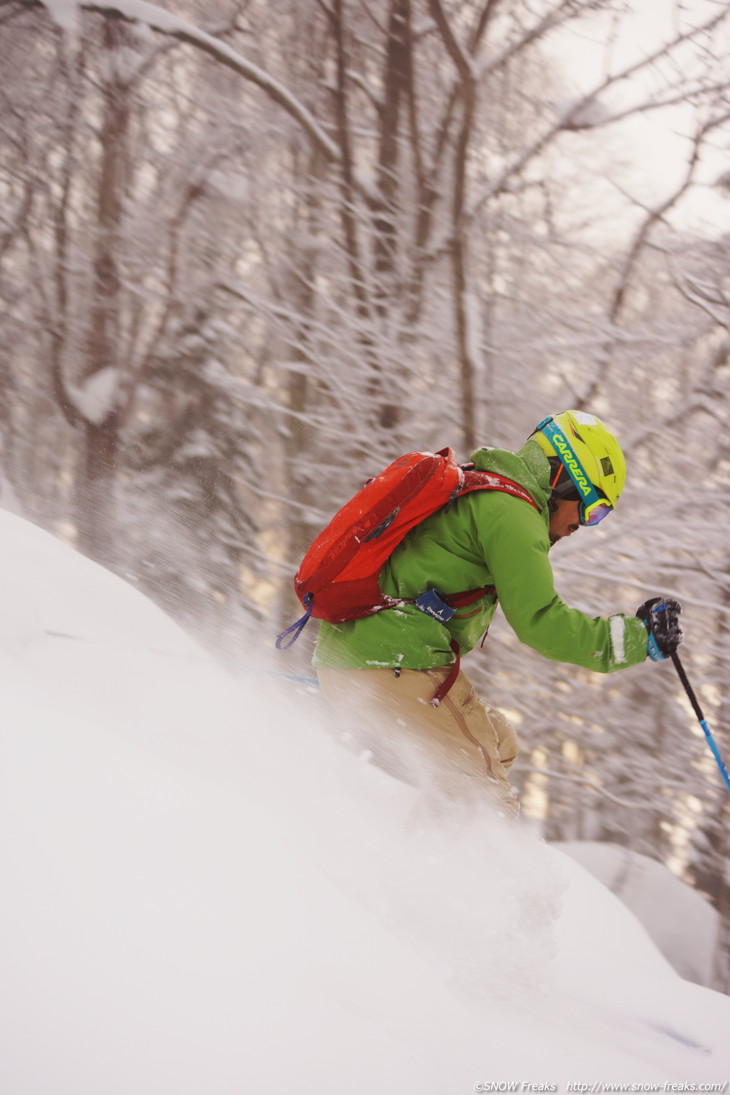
[{"x1": 313, "y1": 441, "x2": 649, "y2": 673}]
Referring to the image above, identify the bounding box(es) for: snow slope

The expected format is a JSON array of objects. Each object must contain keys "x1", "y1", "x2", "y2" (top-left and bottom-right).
[
  {"x1": 557, "y1": 842, "x2": 719, "y2": 988},
  {"x1": 0, "y1": 509, "x2": 728, "y2": 1095}
]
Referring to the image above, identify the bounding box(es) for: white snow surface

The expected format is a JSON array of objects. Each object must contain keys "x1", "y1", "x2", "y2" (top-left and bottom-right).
[
  {"x1": 69, "y1": 366, "x2": 120, "y2": 426},
  {"x1": 557, "y1": 842, "x2": 720, "y2": 989},
  {"x1": 39, "y1": 0, "x2": 79, "y2": 33},
  {"x1": 0, "y1": 507, "x2": 728, "y2": 1095}
]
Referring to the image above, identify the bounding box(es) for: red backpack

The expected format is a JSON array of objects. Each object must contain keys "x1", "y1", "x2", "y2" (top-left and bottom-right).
[{"x1": 276, "y1": 447, "x2": 537, "y2": 650}]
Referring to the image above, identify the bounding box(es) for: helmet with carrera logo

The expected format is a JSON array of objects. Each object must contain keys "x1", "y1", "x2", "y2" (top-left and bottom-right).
[{"x1": 531, "y1": 410, "x2": 626, "y2": 525}]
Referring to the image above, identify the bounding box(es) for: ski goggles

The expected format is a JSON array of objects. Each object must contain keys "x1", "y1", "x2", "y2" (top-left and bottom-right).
[
  {"x1": 579, "y1": 494, "x2": 613, "y2": 527},
  {"x1": 535, "y1": 416, "x2": 614, "y2": 527}
]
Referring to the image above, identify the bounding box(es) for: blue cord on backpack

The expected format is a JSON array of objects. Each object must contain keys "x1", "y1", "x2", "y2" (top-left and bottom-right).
[{"x1": 275, "y1": 593, "x2": 314, "y2": 650}]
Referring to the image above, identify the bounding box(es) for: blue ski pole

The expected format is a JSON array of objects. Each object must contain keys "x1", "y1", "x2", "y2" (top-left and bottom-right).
[{"x1": 671, "y1": 652, "x2": 730, "y2": 796}]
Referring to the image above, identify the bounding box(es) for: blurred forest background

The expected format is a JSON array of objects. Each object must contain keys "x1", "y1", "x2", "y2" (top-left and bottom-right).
[{"x1": 1, "y1": 0, "x2": 729, "y2": 987}]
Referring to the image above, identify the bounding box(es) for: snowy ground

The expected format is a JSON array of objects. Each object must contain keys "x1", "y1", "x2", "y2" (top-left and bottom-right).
[
  {"x1": 0, "y1": 508, "x2": 728, "y2": 1095},
  {"x1": 556, "y1": 842, "x2": 719, "y2": 988}
]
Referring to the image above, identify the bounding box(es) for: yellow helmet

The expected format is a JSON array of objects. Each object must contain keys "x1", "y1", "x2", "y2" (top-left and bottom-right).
[{"x1": 532, "y1": 410, "x2": 626, "y2": 524}]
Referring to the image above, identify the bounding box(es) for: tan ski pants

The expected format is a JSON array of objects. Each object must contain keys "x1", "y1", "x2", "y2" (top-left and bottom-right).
[{"x1": 317, "y1": 665, "x2": 519, "y2": 814}]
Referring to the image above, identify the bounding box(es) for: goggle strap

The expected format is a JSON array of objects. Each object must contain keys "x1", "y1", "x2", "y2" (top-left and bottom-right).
[{"x1": 538, "y1": 418, "x2": 604, "y2": 513}]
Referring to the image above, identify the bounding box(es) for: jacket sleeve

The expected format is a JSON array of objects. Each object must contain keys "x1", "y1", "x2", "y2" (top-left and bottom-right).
[{"x1": 480, "y1": 494, "x2": 648, "y2": 673}]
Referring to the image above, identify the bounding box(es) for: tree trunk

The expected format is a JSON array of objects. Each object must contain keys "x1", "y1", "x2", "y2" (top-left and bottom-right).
[
  {"x1": 75, "y1": 415, "x2": 121, "y2": 562},
  {"x1": 75, "y1": 15, "x2": 129, "y2": 563}
]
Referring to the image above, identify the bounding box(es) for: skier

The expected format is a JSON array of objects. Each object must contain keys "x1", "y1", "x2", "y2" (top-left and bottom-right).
[{"x1": 313, "y1": 410, "x2": 682, "y2": 814}]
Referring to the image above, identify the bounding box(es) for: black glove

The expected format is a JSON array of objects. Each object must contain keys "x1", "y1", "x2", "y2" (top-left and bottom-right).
[{"x1": 636, "y1": 597, "x2": 683, "y2": 661}]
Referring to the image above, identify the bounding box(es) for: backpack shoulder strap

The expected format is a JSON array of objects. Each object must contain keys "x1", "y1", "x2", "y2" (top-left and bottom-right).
[{"x1": 458, "y1": 466, "x2": 539, "y2": 510}]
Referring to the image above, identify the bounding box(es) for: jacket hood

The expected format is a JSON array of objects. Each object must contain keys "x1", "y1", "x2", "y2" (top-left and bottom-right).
[{"x1": 470, "y1": 440, "x2": 552, "y2": 519}]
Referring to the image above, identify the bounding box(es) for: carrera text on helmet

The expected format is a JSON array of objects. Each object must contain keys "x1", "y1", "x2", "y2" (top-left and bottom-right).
[{"x1": 551, "y1": 433, "x2": 593, "y2": 497}]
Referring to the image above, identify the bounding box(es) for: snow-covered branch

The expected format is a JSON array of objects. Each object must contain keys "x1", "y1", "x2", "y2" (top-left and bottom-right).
[
  {"x1": 520, "y1": 763, "x2": 687, "y2": 811},
  {"x1": 32, "y1": 0, "x2": 340, "y2": 162},
  {"x1": 470, "y1": 4, "x2": 730, "y2": 212}
]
